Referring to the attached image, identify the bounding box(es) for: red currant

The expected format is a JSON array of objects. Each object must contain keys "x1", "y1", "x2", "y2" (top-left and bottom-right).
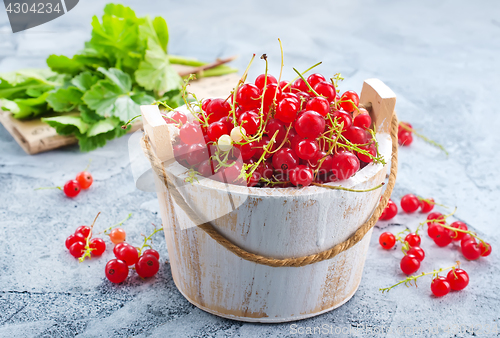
[
  {"x1": 331, "y1": 151, "x2": 360, "y2": 180},
  {"x1": 265, "y1": 119, "x2": 286, "y2": 145},
  {"x1": 343, "y1": 126, "x2": 370, "y2": 145},
  {"x1": 379, "y1": 232, "x2": 396, "y2": 250},
  {"x1": 305, "y1": 97, "x2": 329, "y2": 117},
  {"x1": 186, "y1": 143, "x2": 209, "y2": 167},
  {"x1": 206, "y1": 98, "x2": 231, "y2": 123},
  {"x1": 427, "y1": 212, "x2": 445, "y2": 224},
  {"x1": 295, "y1": 111, "x2": 325, "y2": 139},
  {"x1": 307, "y1": 73, "x2": 326, "y2": 88},
  {"x1": 356, "y1": 143, "x2": 377, "y2": 163},
  {"x1": 427, "y1": 223, "x2": 444, "y2": 239},
  {"x1": 197, "y1": 159, "x2": 215, "y2": 177},
  {"x1": 353, "y1": 112, "x2": 372, "y2": 129},
  {"x1": 433, "y1": 230, "x2": 453, "y2": 247},
  {"x1": 163, "y1": 111, "x2": 188, "y2": 125},
  {"x1": 201, "y1": 99, "x2": 211, "y2": 112},
  {"x1": 105, "y1": 259, "x2": 129, "y2": 283},
  {"x1": 253, "y1": 136, "x2": 275, "y2": 160},
  {"x1": 461, "y1": 241, "x2": 481, "y2": 260},
  {"x1": 90, "y1": 238, "x2": 106, "y2": 256},
  {"x1": 275, "y1": 98, "x2": 300, "y2": 124},
  {"x1": 400, "y1": 254, "x2": 420, "y2": 275},
  {"x1": 449, "y1": 221, "x2": 468, "y2": 241},
  {"x1": 446, "y1": 269, "x2": 469, "y2": 291},
  {"x1": 76, "y1": 171, "x2": 93, "y2": 189},
  {"x1": 295, "y1": 139, "x2": 320, "y2": 161},
  {"x1": 114, "y1": 242, "x2": 139, "y2": 266},
  {"x1": 407, "y1": 246, "x2": 425, "y2": 261},
  {"x1": 330, "y1": 110, "x2": 352, "y2": 131},
  {"x1": 255, "y1": 74, "x2": 277, "y2": 90},
  {"x1": 405, "y1": 233, "x2": 421, "y2": 247},
  {"x1": 236, "y1": 83, "x2": 261, "y2": 110},
  {"x1": 313, "y1": 81, "x2": 336, "y2": 102},
  {"x1": 419, "y1": 198, "x2": 435, "y2": 213},
  {"x1": 340, "y1": 90, "x2": 359, "y2": 113},
  {"x1": 431, "y1": 276, "x2": 451, "y2": 297},
  {"x1": 379, "y1": 199, "x2": 398, "y2": 220},
  {"x1": 400, "y1": 194, "x2": 420, "y2": 213},
  {"x1": 479, "y1": 242, "x2": 492, "y2": 257},
  {"x1": 63, "y1": 180, "x2": 81, "y2": 198},
  {"x1": 272, "y1": 148, "x2": 300, "y2": 173},
  {"x1": 289, "y1": 165, "x2": 313, "y2": 187},
  {"x1": 75, "y1": 225, "x2": 91, "y2": 239},
  {"x1": 65, "y1": 233, "x2": 85, "y2": 250},
  {"x1": 69, "y1": 242, "x2": 85, "y2": 258},
  {"x1": 142, "y1": 249, "x2": 160, "y2": 260},
  {"x1": 398, "y1": 131, "x2": 413, "y2": 146},
  {"x1": 207, "y1": 121, "x2": 229, "y2": 142},
  {"x1": 291, "y1": 78, "x2": 309, "y2": 93},
  {"x1": 179, "y1": 122, "x2": 203, "y2": 145},
  {"x1": 135, "y1": 254, "x2": 160, "y2": 278}
]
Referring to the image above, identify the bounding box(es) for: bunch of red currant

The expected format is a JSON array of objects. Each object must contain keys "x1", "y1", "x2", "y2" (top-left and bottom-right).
[
  {"x1": 166, "y1": 59, "x2": 385, "y2": 189},
  {"x1": 38, "y1": 165, "x2": 93, "y2": 198},
  {"x1": 65, "y1": 225, "x2": 105, "y2": 258},
  {"x1": 398, "y1": 122, "x2": 413, "y2": 146}
]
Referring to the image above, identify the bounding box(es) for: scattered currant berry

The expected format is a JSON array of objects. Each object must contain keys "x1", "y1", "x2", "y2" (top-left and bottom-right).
[
  {"x1": 63, "y1": 180, "x2": 81, "y2": 198},
  {"x1": 433, "y1": 230, "x2": 453, "y2": 247},
  {"x1": 405, "y1": 233, "x2": 421, "y2": 247},
  {"x1": 400, "y1": 254, "x2": 420, "y2": 275},
  {"x1": 76, "y1": 171, "x2": 93, "y2": 190},
  {"x1": 479, "y1": 242, "x2": 492, "y2": 257},
  {"x1": 407, "y1": 246, "x2": 425, "y2": 261},
  {"x1": 105, "y1": 259, "x2": 129, "y2": 284},
  {"x1": 431, "y1": 276, "x2": 451, "y2": 297},
  {"x1": 142, "y1": 249, "x2": 160, "y2": 260},
  {"x1": 379, "y1": 232, "x2": 396, "y2": 250},
  {"x1": 65, "y1": 233, "x2": 85, "y2": 250},
  {"x1": 135, "y1": 254, "x2": 160, "y2": 278},
  {"x1": 400, "y1": 194, "x2": 420, "y2": 213},
  {"x1": 69, "y1": 242, "x2": 85, "y2": 258},
  {"x1": 449, "y1": 221, "x2": 468, "y2": 241},
  {"x1": 114, "y1": 242, "x2": 139, "y2": 266},
  {"x1": 419, "y1": 198, "x2": 435, "y2": 213},
  {"x1": 446, "y1": 269, "x2": 469, "y2": 291},
  {"x1": 398, "y1": 131, "x2": 413, "y2": 146},
  {"x1": 90, "y1": 238, "x2": 106, "y2": 256},
  {"x1": 75, "y1": 225, "x2": 91, "y2": 239},
  {"x1": 461, "y1": 241, "x2": 481, "y2": 260},
  {"x1": 109, "y1": 228, "x2": 126, "y2": 244},
  {"x1": 379, "y1": 199, "x2": 398, "y2": 220}
]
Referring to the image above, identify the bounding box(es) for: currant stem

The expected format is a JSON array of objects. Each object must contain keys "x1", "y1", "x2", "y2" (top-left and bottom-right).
[
  {"x1": 121, "y1": 114, "x2": 141, "y2": 129},
  {"x1": 83, "y1": 159, "x2": 92, "y2": 172},
  {"x1": 281, "y1": 62, "x2": 322, "y2": 92},
  {"x1": 34, "y1": 186, "x2": 62, "y2": 191},
  {"x1": 100, "y1": 213, "x2": 133, "y2": 235},
  {"x1": 380, "y1": 262, "x2": 460, "y2": 293},
  {"x1": 292, "y1": 68, "x2": 320, "y2": 96},
  {"x1": 137, "y1": 226, "x2": 164, "y2": 256},
  {"x1": 311, "y1": 182, "x2": 384, "y2": 192},
  {"x1": 78, "y1": 212, "x2": 101, "y2": 263}
]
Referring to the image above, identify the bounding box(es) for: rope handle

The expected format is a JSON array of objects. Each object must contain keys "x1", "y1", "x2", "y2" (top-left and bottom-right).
[{"x1": 141, "y1": 112, "x2": 398, "y2": 268}]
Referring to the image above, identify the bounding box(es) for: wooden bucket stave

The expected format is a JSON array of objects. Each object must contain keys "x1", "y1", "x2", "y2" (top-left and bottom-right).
[{"x1": 141, "y1": 78, "x2": 397, "y2": 322}]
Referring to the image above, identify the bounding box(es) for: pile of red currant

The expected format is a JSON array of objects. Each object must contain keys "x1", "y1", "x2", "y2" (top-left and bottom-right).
[
  {"x1": 104, "y1": 227, "x2": 162, "y2": 284},
  {"x1": 165, "y1": 66, "x2": 385, "y2": 188},
  {"x1": 64, "y1": 214, "x2": 162, "y2": 284},
  {"x1": 378, "y1": 194, "x2": 491, "y2": 297}
]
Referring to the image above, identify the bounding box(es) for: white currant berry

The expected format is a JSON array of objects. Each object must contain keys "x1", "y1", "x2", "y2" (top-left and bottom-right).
[
  {"x1": 218, "y1": 134, "x2": 233, "y2": 151},
  {"x1": 230, "y1": 127, "x2": 246, "y2": 142}
]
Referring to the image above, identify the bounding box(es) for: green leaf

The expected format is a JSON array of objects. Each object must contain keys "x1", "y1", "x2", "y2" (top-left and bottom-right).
[
  {"x1": 46, "y1": 87, "x2": 84, "y2": 112},
  {"x1": 0, "y1": 69, "x2": 62, "y2": 100},
  {"x1": 12, "y1": 92, "x2": 51, "y2": 119},
  {"x1": 76, "y1": 120, "x2": 128, "y2": 152},
  {"x1": 0, "y1": 98, "x2": 20, "y2": 114},
  {"x1": 0, "y1": 69, "x2": 57, "y2": 86},
  {"x1": 46, "y1": 55, "x2": 83, "y2": 75},
  {"x1": 79, "y1": 104, "x2": 104, "y2": 123},
  {"x1": 71, "y1": 72, "x2": 100, "y2": 92},
  {"x1": 97, "y1": 67, "x2": 131, "y2": 93},
  {"x1": 139, "y1": 16, "x2": 169, "y2": 53},
  {"x1": 82, "y1": 68, "x2": 154, "y2": 123},
  {"x1": 42, "y1": 115, "x2": 89, "y2": 135},
  {"x1": 73, "y1": 47, "x2": 110, "y2": 70},
  {"x1": 86, "y1": 117, "x2": 120, "y2": 137},
  {"x1": 134, "y1": 39, "x2": 182, "y2": 96},
  {"x1": 103, "y1": 3, "x2": 137, "y2": 20}
]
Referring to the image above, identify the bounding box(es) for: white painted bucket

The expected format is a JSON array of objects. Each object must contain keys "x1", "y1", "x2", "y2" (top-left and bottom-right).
[{"x1": 141, "y1": 79, "x2": 397, "y2": 323}]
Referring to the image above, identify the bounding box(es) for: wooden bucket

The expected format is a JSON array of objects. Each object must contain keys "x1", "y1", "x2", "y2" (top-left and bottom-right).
[{"x1": 140, "y1": 79, "x2": 398, "y2": 323}]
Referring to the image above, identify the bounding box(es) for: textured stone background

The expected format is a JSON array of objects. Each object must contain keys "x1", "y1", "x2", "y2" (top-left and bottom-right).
[{"x1": 1, "y1": 0, "x2": 499, "y2": 337}]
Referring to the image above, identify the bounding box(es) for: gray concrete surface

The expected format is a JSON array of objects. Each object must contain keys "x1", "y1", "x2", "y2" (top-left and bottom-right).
[{"x1": 1, "y1": 0, "x2": 499, "y2": 337}]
